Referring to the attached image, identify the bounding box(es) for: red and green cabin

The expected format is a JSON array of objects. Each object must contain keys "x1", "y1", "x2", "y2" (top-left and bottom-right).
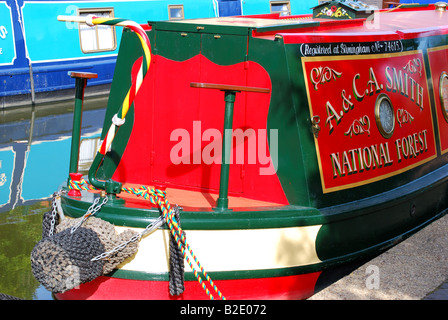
[{"x1": 57, "y1": 2, "x2": 448, "y2": 299}]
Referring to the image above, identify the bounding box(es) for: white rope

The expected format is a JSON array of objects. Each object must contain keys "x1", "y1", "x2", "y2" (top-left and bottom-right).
[
  {"x1": 85, "y1": 14, "x2": 95, "y2": 27},
  {"x1": 112, "y1": 113, "x2": 126, "y2": 126}
]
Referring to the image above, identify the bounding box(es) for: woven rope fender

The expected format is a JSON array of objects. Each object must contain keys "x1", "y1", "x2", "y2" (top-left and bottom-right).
[
  {"x1": 31, "y1": 216, "x2": 138, "y2": 293},
  {"x1": 169, "y1": 206, "x2": 185, "y2": 296}
]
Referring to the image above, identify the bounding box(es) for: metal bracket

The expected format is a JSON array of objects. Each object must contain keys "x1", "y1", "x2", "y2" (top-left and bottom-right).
[{"x1": 311, "y1": 115, "x2": 321, "y2": 138}]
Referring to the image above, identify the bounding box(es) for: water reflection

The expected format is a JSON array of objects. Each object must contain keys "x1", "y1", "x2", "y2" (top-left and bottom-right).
[{"x1": 0, "y1": 97, "x2": 107, "y2": 299}]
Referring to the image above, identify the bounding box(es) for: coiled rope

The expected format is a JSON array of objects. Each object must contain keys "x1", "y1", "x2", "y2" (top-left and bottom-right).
[{"x1": 68, "y1": 178, "x2": 225, "y2": 300}]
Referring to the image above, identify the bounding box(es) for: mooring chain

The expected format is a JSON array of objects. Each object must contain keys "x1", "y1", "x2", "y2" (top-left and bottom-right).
[
  {"x1": 48, "y1": 190, "x2": 65, "y2": 237},
  {"x1": 91, "y1": 215, "x2": 166, "y2": 262},
  {"x1": 48, "y1": 193, "x2": 59, "y2": 237},
  {"x1": 70, "y1": 196, "x2": 109, "y2": 234}
]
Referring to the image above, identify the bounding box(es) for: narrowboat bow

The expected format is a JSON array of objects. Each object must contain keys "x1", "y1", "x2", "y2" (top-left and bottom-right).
[{"x1": 31, "y1": 1, "x2": 448, "y2": 300}]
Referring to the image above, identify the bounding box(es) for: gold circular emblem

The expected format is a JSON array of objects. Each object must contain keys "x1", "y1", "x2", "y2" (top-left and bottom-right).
[
  {"x1": 440, "y1": 71, "x2": 448, "y2": 123},
  {"x1": 375, "y1": 93, "x2": 395, "y2": 139}
]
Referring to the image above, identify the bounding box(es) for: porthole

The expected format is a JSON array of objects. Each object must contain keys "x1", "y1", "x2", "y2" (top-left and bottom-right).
[
  {"x1": 439, "y1": 71, "x2": 448, "y2": 123},
  {"x1": 375, "y1": 93, "x2": 395, "y2": 139}
]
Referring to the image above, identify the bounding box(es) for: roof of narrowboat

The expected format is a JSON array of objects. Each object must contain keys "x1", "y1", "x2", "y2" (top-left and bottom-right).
[{"x1": 148, "y1": 3, "x2": 448, "y2": 41}]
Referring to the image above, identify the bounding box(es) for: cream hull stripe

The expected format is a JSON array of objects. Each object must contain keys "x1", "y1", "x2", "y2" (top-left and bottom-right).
[{"x1": 115, "y1": 225, "x2": 323, "y2": 273}]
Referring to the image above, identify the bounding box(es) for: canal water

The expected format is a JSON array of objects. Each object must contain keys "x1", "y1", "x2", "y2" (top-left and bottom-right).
[{"x1": 0, "y1": 96, "x2": 107, "y2": 300}]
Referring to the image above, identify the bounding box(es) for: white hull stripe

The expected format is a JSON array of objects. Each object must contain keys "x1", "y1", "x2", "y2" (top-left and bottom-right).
[{"x1": 115, "y1": 225, "x2": 323, "y2": 274}]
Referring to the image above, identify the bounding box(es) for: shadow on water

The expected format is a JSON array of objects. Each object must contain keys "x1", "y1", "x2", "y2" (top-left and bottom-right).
[{"x1": 0, "y1": 96, "x2": 107, "y2": 299}]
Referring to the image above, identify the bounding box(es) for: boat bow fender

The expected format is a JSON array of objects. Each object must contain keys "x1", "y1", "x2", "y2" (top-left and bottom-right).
[{"x1": 31, "y1": 215, "x2": 139, "y2": 293}]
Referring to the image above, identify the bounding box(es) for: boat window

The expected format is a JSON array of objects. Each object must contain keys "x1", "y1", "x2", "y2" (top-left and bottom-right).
[
  {"x1": 78, "y1": 136, "x2": 101, "y2": 173},
  {"x1": 440, "y1": 72, "x2": 448, "y2": 123},
  {"x1": 270, "y1": 1, "x2": 291, "y2": 16},
  {"x1": 78, "y1": 8, "x2": 117, "y2": 53},
  {"x1": 168, "y1": 5, "x2": 185, "y2": 20}
]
